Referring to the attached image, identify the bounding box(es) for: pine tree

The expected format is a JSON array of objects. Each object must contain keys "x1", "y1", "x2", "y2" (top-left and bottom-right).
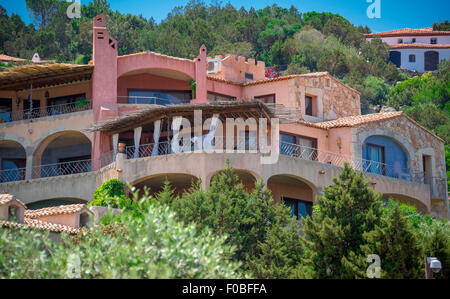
[
  {"x1": 155, "y1": 163, "x2": 304, "y2": 278},
  {"x1": 361, "y1": 203, "x2": 424, "y2": 279},
  {"x1": 301, "y1": 163, "x2": 384, "y2": 279}
]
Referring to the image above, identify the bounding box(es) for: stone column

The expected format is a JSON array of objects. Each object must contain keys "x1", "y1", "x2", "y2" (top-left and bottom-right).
[{"x1": 25, "y1": 155, "x2": 33, "y2": 180}]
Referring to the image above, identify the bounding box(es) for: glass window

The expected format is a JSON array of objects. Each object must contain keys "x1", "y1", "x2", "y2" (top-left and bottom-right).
[
  {"x1": 305, "y1": 96, "x2": 314, "y2": 116},
  {"x1": 431, "y1": 38, "x2": 437, "y2": 45},
  {"x1": 409, "y1": 54, "x2": 416, "y2": 63},
  {"x1": 412, "y1": 38, "x2": 416, "y2": 43},
  {"x1": 280, "y1": 133, "x2": 317, "y2": 159},
  {"x1": 283, "y1": 197, "x2": 313, "y2": 220},
  {"x1": 398, "y1": 39, "x2": 403, "y2": 44},
  {"x1": 207, "y1": 92, "x2": 235, "y2": 102},
  {"x1": 254, "y1": 94, "x2": 275, "y2": 104},
  {"x1": 128, "y1": 90, "x2": 192, "y2": 105},
  {"x1": 365, "y1": 143, "x2": 385, "y2": 175}
]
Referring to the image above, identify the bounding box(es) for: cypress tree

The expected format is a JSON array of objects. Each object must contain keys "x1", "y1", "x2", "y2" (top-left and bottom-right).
[{"x1": 300, "y1": 163, "x2": 384, "y2": 278}]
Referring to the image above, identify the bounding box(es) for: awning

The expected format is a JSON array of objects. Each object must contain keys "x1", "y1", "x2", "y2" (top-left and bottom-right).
[{"x1": 0, "y1": 63, "x2": 93, "y2": 90}]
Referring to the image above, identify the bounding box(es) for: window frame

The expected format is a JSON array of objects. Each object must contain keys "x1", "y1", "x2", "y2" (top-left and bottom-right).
[
  {"x1": 409, "y1": 54, "x2": 416, "y2": 63},
  {"x1": 254, "y1": 94, "x2": 276, "y2": 104},
  {"x1": 430, "y1": 38, "x2": 437, "y2": 45},
  {"x1": 282, "y1": 197, "x2": 313, "y2": 220}
]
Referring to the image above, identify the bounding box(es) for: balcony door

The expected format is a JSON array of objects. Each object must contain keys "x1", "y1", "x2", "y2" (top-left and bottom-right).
[{"x1": 365, "y1": 143, "x2": 385, "y2": 175}]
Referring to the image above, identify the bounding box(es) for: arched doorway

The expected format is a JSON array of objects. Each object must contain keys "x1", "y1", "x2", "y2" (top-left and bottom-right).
[
  {"x1": 389, "y1": 51, "x2": 401, "y2": 67},
  {"x1": 33, "y1": 131, "x2": 92, "y2": 178},
  {"x1": 133, "y1": 173, "x2": 199, "y2": 198},
  {"x1": 424, "y1": 51, "x2": 439, "y2": 71},
  {"x1": 0, "y1": 140, "x2": 26, "y2": 182},
  {"x1": 267, "y1": 174, "x2": 316, "y2": 220}
]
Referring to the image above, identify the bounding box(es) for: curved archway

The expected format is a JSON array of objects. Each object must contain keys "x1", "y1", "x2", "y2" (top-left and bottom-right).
[
  {"x1": 118, "y1": 69, "x2": 194, "y2": 106},
  {"x1": 208, "y1": 169, "x2": 260, "y2": 192},
  {"x1": 267, "y1": 174, "x2": 316, "y2": 219},
  {"x1": 132, "y1": 173, "x2": 199, "y2": 197},
  {"x1": 26, "y1": 198, "x2": 88, "y2": 210},
  {"x1": 383, "y1": 194, "x2": 428, "y2": 214},
  {"x1": 0, "y1": 140, "x2": 27, "y2": 182},
  {"x1": 32, "y1": 130, "x2": 92, "y2": 178},
  {"x1": 362, "y1": 135, "x2": 410, "y2": 178}
]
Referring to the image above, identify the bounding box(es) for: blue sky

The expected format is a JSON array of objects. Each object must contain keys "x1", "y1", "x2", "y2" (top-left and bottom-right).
[{"x1": 0, "y1": 0, "x2": 449, "y2": 33}]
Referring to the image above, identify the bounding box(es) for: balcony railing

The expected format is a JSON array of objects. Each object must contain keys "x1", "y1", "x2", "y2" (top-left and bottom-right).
[
  {"x1": 1, "y1": 140, "x2": 447, "y2": 199},
  {"x1": 0, "y1": 102, "x2": 91, "y2": 123},
  {"x1": 118, "y1": 96, "x2": 191, "y2": 106},
  {"x1": 0, "y1": 168, "x2": 26, "y2": 183}
]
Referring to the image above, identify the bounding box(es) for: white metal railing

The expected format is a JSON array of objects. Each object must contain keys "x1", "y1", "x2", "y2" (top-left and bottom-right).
[
  {"x1": 0, "y1": 102, "x2": 91, "y2": 124},
  {"x1": 118, "y1": 96, "x2": 191, "y2": 106},
  {"x1": 0, "y1": 168, "x2": 26, "y2": 183}
]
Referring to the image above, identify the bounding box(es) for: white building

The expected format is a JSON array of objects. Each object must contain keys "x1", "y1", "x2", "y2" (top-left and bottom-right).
[{"x1": 365, "y1": 28, "x2": 450, "y2": 72}]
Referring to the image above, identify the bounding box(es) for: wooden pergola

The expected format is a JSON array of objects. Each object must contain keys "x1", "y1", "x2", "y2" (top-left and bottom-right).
[
  {"x1": 0, "y1": 63, "x2": 93, "y2": 91},
  {"x1": 87, "y1": 101, "x2": 275, "y2": 136}
]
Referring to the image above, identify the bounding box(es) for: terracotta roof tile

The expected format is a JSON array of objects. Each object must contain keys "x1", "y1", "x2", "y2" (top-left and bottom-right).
[
  {"x1": 389, "y1": 43, "x2": 450, "y2": 49},
  {"x1": 1, "y1": 218, "x2": 80, "y2": 234},
  {"x1": 365, "y1": 28, "x2": 450, "y2": 38},
  {"x1": 208, "y1": 72, "x2": 361, "y2": 95},
  {"x1": 0, "y1": 194, "x2": 27, "y2": 208},
  {"x1": 25, "y1": 204, "x2": 88, "y2": 219},
  {"x1": 315, "y1": 112, "x2": 444, "y2": 142},
  {"x1": 315, "y1": 112, "x2": 404, "y2": 128},
  {"x1": 0, "y1": 54, "x2": 25, "y2": 62}
]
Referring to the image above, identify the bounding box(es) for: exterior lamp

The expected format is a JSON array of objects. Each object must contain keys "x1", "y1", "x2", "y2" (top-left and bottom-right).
[{"x1": 425, "y1": 257, "x2": 442, "y2": 279}]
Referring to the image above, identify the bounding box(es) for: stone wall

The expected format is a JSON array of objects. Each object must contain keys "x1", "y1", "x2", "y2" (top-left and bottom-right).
[
  {"x1": 351, "y1": 114, "x2": 448, "y2": 218},
  {"x1": 287, "y1": 74, "x2": 361, "y2": 122}
]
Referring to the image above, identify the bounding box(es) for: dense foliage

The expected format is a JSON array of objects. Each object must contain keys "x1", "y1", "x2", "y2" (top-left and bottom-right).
[
  {"x1": 298, "y1": 164, "x2": 384, "y2": 279},
  {"x1": 0, "y1": 190, "x2": 241, "y2": 279},
  {"x1": 89, "y1": 178, "x2": 128, "y2": 208},
  {"x1": 155, "y1": 164, "x2": 304, "y2": 279}
]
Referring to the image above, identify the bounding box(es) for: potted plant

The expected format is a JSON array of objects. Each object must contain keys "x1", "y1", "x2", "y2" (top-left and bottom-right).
[
  {"x1": 74, "y1": 97, "x2": 90, "y2": 111},
  {"x1": 0, "y1": 117, "x2": 5, "y2": 123}
]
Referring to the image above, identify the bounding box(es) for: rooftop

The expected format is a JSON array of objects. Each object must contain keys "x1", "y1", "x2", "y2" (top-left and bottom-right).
[
  {"x1": 0, "y1": 54, "x2": 26, "y2": 62},
  {"x1": 0, "y1": 194, "x2": 27, "y2": 208},
  {"x1": 0, "y1": 63, "x2": 93, "y2": 90},
  {"x1": 0, "y1": 218, "x2": 80, "y2": 234},
  {"x1": 365, "y1": 27, "x2": 450, "y2": 38},
  {"x1": 25, "y1": 204, "x2": 88, "y2": 219},
  {"x1": 389, "y1": 43, "x2": 450, "y2": 49}
]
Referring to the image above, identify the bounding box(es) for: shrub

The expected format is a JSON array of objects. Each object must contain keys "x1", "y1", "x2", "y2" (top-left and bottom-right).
[
  {"x1": 89, "y1": 179, "x2": 128, "y2": 208},
  {"x1": 0, "y1": 190, "x2": 242, "y2": 279}
]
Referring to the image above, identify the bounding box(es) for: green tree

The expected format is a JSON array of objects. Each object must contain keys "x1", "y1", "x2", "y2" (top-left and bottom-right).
[
  {"x1": 25, "y1": 0, "x2": 60, "y2": 29},
  {"x1": 157, "y1": 164, "x2": 304, "y2": 278},
  {"x1": 300, "y1": 164, "x2": 383, "y2": 279},
  {"x1": 361, "y1": 203, "x2": 424, "y2": 279},
  {"x1": 89, "y1": 179, "x2": 128, "y2": 208}
]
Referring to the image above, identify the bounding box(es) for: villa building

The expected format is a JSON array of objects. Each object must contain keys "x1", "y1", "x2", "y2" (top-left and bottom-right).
[
  {"x1": 0, "y1": 14, "x2": 448, "y2": 220},
  {"x1": 365, "y1": 27, "x2": 450, "y2": 72}
]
